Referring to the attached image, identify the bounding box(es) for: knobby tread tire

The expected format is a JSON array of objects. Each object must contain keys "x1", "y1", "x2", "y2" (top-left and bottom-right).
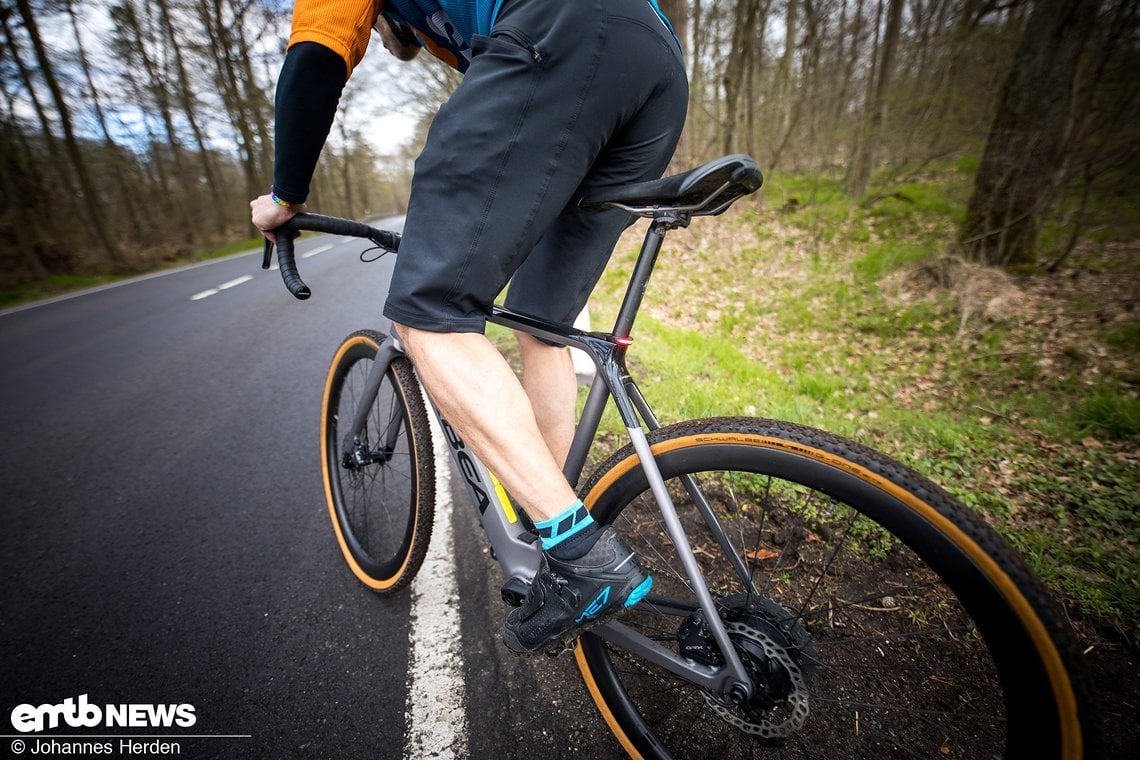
[
  {"x1": 574, "y1": 416, "x2": 1096, "y2": 759},
  {"x1": 321, "y1": 330, "x2": 434, "y2": 594}
]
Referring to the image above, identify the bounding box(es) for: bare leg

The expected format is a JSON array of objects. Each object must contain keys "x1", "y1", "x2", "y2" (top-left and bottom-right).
[
  {"x1": 393, "y1": 323, "x2": 576, "y2": 522},
  {"x1": 516, "y1": 332, "x2": 577, "y2": 468}
]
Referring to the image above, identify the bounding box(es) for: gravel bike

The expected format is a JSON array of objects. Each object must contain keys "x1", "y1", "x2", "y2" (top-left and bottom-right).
[{"x1": 264, "y1": 154, "x2": 1094, "y2": 758}]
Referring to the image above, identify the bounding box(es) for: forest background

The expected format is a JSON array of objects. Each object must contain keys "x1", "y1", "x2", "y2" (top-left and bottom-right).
[{"x1": 1, "y1": 0, "x2": 1137, "y2": 693}]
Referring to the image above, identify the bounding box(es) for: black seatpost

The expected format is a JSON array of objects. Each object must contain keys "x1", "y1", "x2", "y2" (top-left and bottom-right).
[{"x1": 612, "y1": 214, "x2": 687, "y2": 338}]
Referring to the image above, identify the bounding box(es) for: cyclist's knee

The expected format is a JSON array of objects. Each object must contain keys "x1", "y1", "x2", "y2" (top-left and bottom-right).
[
  {"x1": 515, "y1": 330, "x2": 564, "y2": 354},
  {"x1": 391, "y1": 322, "x2": 426, "y2": 355},
  {"x1": 392, "y1": 322, "x2": 468, "y2": 355},
  {"x1": 392, "y1": 321, "x2": 434, "y2": 348}
]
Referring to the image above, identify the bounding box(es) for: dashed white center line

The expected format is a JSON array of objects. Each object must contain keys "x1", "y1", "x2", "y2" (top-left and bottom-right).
[
  {"x1": 218, "y1": 275, "x2": 253, "y2": 290},
  {"x1": 301, "y1": 243, "x2": 334, "y2": 259},
  {"x1": 191, "y1": 274, "x2": 253, "y2": 301},
  {"x1": 191, "y1": 238, "x2": 337, "y2": 300}
]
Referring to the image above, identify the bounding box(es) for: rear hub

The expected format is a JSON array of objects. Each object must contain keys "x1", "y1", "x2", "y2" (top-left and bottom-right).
[{"x1": 678, "y1": 592, "x2": 816, "y2": 743}]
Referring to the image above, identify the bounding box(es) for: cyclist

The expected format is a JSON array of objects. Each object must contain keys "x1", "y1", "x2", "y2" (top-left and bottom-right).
[{"x1": 251, "y1": 0, "x2": 688, "y2": 653}]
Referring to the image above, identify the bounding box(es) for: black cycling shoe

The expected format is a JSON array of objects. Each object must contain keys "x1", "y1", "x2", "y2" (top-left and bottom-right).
[{"x1": 503, "y1": 527, "x2": 653, "y2": 654}]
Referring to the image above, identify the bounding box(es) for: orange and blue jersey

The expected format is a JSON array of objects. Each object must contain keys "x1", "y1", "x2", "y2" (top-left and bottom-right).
[
  {"x1": 289, "y1": 0, "x2": 676, "y2": 74},
  {"x1": 289, "y1": 0, "x2": 507, "y2": 73},
  {"x1": 273, "y1": 0, "x2": 679, "y2": 205}
]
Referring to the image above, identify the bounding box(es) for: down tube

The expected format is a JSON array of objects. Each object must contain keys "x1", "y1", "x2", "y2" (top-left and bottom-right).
[{"x1": 429, "y1": 407, "x2": 542, "y2": 585}]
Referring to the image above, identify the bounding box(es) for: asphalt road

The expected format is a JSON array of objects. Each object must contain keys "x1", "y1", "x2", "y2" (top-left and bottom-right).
[{"x1": 0, "y1": 226, "x2": 620, "y2": 759}]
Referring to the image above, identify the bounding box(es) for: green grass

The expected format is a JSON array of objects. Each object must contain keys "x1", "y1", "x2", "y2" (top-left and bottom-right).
[
  {"x1": 0, "y1": 236, "x2": 264, "y2": 310},
  {"x1": 854, "y1": 242, "x2": 936, "y2": 281},
  {"x1": 1073, "y1": 387, "x2": 1140, "y2": 439},
  {"x1": 577, "y1": 163, "x2": 1139, "y2": 642},
  {"x1": 191, "y1": 235, "x2": 264, "y2": 262},
  {"x1": 0, "y1": 274, "x2": 122, "y2": 309}
]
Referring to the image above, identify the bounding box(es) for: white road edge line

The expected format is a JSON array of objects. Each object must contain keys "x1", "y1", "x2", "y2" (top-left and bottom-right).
[
  {"x1": 190, "y1": 289, "x2": 218, "y2": 301},
  {"x1": 1, "y1": 215, "x2": 405, "y2": 319},
  {"x1": 0, "y1": 246, "x2": 263, "y2": 318},
  {"x1": 406, "y1": 390, "x2": 468, "y2": 759}
]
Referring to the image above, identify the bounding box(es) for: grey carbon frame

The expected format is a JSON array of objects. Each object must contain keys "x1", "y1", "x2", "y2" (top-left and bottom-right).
[{"x1": 347, "y1": 218, "x2": 756, "y2": 698}]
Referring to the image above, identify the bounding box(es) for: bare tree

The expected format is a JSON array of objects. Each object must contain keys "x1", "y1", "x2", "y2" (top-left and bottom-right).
[
  {"x1": 960, "y1": 0, "x2": 1104, "y2": 267},
  {"x1": 846, "y1": 0, "x2": 903, "y2": 197},
  {"x1": 197, "y1": 0, "x2": 271, "y2": 202},
  {"x1": 0, "y1": 100, "x2": 49, "y2": 278},
  {"x1": 13, "y1": 0, "x2": 126, "y2": 269},
  {"x1": 155, "y1": 0, "x2": 231, "y2": 234},
  {"x1": 723, "y1": 0, "x2": 763, "y2": 154},
  {"x1": 63, "y1": 0, "x2": 144, "y2": 239}
]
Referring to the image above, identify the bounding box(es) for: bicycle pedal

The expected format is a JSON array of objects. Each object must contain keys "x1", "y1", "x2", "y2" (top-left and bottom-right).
[
  {"x1": 545, "y1": 637, "x2": 578, "y2": 658},
  {"x1": 500, "y1": 576, "x2": 530, "y2": 607}
]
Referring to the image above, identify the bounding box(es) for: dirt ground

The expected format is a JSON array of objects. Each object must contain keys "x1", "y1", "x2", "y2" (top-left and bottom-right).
[{"x1": 1083, "y1": 641, "x2": 1139, "y2": 758}]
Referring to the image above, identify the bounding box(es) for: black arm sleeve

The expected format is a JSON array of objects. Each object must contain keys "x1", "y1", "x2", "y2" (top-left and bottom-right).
[{"x1": 271, "y1": 42, "x2": 349, "y2": 205}]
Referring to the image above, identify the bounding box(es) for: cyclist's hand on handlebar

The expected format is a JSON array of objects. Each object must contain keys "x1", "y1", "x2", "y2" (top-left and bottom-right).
[{"x1": 250, "y1": 194, "x2": 306, "y2": 242}]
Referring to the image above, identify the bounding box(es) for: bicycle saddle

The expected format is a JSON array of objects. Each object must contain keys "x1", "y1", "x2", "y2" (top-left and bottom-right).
[{"x1": 580, "y1": 154, "x2": 763, "y2": 217}]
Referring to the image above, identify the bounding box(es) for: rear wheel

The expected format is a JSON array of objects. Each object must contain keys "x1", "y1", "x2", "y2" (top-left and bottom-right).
[
  {"x1": 575, "y1": 417, "x2": 1093, "y2": 759},
  {"x1": 321, "y1": 330, "x2": 434, "y2": 593}
]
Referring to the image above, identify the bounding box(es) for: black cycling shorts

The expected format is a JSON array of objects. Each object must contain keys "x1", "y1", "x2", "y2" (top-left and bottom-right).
[{"x1": 382, "y1": 0, "x2": 688, "y2": 333}]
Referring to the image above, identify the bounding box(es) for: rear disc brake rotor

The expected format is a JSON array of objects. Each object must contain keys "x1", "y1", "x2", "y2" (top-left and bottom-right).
[{"x1": 703, "y1": 619, "x2": 811, "y2": 740}]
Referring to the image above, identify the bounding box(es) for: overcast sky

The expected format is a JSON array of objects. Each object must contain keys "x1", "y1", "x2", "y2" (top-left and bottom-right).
[{"x1": 13, "y1": 0, "x2": 420, "y2": 158}]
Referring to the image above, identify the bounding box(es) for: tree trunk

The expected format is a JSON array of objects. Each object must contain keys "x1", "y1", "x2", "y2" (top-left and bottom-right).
[
  {"x1": 155, "y1": 0, "x2": 230, "y2": 234},
  {"x1": 199, "y1": 1, "x2": 262, "y2": 201},
  {"x1": 777, "y1": 0, "x2": 799, "y2": 135},
  {"x1": 13, "y1": 0, "x2": 126, "y2": 270},
  {"x1": 0, "y1": 116, "x2": 48, "y2": 278},
  {"x1": 846, "y1": 0, "x2": 903, "y2": 198},
  {"x1": 657, "y1": 0, "x2": 688, "y2": 163},
  {"x1": 687, "y1": 0, "x2": 702, "y2": 164},
  {"x1": 844, "y1": 0, "x2": 879, "y2": 190},
  {"x1": 0, "y1": 7, "x2": 72, "y2": 203},
  {"x1": 960, "y1": 0, "x2": 1103, "y2": 267},
  {"x1": 65, "y1": 0, "x2": 145, "y2": 240},
  {"x1": 232, "y1": 8, "x2": 274, "y2": 183},
  {"x1": 117, "y1": 1, "x2": 200, "y2": 243},
  {"x1": 723, "y1": 0, "x2": 762, "y2": 153}
]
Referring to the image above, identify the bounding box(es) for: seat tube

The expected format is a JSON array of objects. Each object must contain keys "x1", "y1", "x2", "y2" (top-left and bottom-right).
[{"x1": 612, "y1": 222, "x2": 668, "y2": 338}]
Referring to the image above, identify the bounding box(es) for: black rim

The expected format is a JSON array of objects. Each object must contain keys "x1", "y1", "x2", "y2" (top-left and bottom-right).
[{"x1": 581, "y1": 439, "x2": 1065, "y2": 758}]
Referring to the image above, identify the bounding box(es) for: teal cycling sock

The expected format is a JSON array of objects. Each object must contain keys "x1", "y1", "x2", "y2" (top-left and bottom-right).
[{"x1": 535, "y1": 500, "x2": 602, "y2": 560}]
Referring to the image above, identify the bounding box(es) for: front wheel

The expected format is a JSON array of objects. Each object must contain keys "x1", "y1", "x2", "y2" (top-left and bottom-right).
[
  {"x1": 575, "y1": 417, "x2": 1094, "y2": 759},
  {"x1": 321, "y1": 330, "x2": 434, "y2": 593}
]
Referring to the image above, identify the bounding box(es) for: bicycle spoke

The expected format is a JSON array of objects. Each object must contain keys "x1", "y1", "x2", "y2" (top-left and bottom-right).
[
  {"x1": 586, "y1": 440, "x2": 1045, "y2": 759},
  {"x1": 787, "y1": 507, "x2": 858, "y2": 632},
  {"x1": 324, "y1": 338, "x2": 430, "y2": 590}
]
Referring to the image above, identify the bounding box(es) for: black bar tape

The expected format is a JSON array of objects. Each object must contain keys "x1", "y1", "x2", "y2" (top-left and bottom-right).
[
  {"x1": 274, "y1": 231, "x2": 311, "y2": 300},
  {"x1": 266, "y1": 213, "x2": 401, "y2": 300}
]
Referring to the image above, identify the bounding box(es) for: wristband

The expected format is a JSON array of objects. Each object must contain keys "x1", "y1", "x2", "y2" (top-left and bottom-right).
[{"x1": 270, "y1": 191, "x2": 294, "y2": 209}]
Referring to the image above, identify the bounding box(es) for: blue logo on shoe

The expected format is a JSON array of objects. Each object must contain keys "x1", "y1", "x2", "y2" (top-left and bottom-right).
[
  {"x1": 576, "y1": 586, "x2": 611, "y2": 623},
  {"x1": 624, "y1": 576, "x2": 653, "y2": 608}
]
